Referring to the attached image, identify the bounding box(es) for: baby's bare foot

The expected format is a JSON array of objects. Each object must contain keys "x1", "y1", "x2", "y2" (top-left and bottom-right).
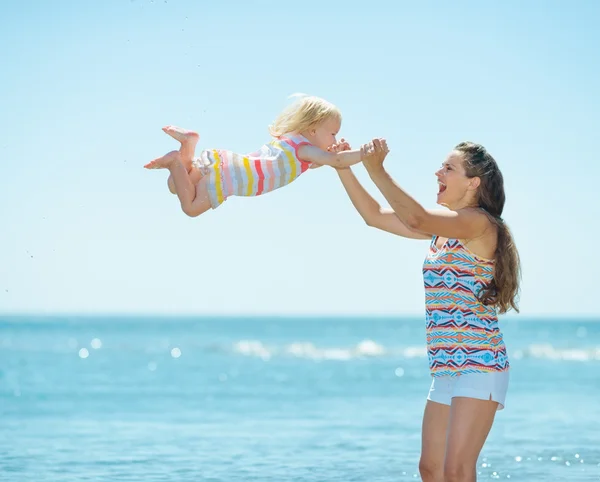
[
  {"x1": 144, "y1": 150, "x2": 181, "y2": 169},
  {"x1": 162, "y1": 125, "x2": 199, "y2": 169},
  {"x1": 162, "y1": 125, "x2": 199, "y2": 143}
]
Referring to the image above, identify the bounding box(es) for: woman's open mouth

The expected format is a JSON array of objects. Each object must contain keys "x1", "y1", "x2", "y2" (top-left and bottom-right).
[{"x1": 438, "y1": 181, "x2": 447, "y2": 194}]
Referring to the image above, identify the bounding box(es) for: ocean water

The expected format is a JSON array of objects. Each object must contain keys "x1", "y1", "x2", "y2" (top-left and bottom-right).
[{"x1": 1, "y1": 315, "x2": 599, "y2": 482}]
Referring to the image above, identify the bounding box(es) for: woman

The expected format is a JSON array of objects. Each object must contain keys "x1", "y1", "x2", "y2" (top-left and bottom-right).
[{"x1": 336, "y1": 138, "x2": 521, "y2": 482}]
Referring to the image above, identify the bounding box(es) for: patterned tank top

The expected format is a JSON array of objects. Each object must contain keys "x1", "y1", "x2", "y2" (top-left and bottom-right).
[
  {"x1": 422, "y1": 236, "x2": 509, "y2": 377},
  {"x1": 193, "y1": 134, "x2": 313, "y2": 209}
]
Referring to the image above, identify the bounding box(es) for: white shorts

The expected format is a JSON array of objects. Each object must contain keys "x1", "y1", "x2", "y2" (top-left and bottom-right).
[{"x1": 427, "y1": 370, "x2": 510, "y2": 411}]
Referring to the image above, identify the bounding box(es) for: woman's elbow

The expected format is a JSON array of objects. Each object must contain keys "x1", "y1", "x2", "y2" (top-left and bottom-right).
[
  {"x1": 352, "y1": 209, "x2": 374, "y2": 228},
  {"x1": 364, "y1": 217, "x2": 376, "y2": 228},
  {"x1": 363, "y1": 209, "x2": 383, "y2": 228},
  {"x1": 405, "y1": 213, "x2": 425, "y2": 231}
]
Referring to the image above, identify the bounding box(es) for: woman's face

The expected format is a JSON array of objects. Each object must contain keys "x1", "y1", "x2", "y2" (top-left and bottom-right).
[{"x1": 435, "y1": 151, "x2": 479, "y2": 209}]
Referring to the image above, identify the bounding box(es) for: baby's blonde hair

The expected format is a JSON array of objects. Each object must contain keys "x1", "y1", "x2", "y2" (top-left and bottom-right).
[{"x1": 268, "y1": 94, "x2": 341, "y2": 138}]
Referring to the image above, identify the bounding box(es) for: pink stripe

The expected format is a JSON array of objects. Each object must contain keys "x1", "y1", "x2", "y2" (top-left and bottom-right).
[
  {"x1": 265, "y1": 157, "x2": 275, "y2": 192},
  {"x1": 222, "y1": 152, "x2": 234, "y2": 196},
  {"x1": 254, "y1": 159, "x2": 265, "y2": 195},
  {"x1": 281, "y1": 136, "x2": 297, "y2": 147},
  {"x1": 281, "y1": 136, "x2": 312, "y2": 167}
]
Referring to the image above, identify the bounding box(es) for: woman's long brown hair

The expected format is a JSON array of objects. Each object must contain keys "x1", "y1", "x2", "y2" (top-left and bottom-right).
[{"x1": 455, "y1": 142, "x2": 521, "y2": 314}]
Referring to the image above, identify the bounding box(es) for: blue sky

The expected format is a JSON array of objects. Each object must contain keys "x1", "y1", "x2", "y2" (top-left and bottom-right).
[{"x1": 1, "y1": 0, "x2": 598, "y2": 317}]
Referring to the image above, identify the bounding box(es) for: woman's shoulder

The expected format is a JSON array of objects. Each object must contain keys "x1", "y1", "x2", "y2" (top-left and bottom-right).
[{"x1": 454, "y1": 208, "x2": 497, "y2": 258}]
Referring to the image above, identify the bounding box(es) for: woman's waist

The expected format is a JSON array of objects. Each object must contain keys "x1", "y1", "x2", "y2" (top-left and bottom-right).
[
  {"x1": 426, "y1": 329, "x2": 506, "y2": 343},
  {"x1": 425, "y1": 294, "x2": 497, "y2": 317},
  {"x1": 425, "y1": 322, "x2": 506, "y2": 346}
]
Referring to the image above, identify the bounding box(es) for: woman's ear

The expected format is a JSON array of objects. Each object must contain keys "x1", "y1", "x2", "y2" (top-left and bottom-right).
[{"x1": 469, "y1": 176, "x2": 481, "y2": 191}]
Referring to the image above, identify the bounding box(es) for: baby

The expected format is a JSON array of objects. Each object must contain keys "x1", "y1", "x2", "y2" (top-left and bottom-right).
[{"x1": 145, "y1": 95, "x2": 380, "y2": 217}]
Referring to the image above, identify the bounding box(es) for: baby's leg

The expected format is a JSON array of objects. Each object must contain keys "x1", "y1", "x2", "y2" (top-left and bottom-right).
[
  {"x1": 163, "y1": 126, "x2": 201, "y2": 195},
  {"x1": 145, "y1": 151, "x2": 212, "y2": 217},
  {"x1": 168, "y1": 166, "x2": 203, "y2": 194}
]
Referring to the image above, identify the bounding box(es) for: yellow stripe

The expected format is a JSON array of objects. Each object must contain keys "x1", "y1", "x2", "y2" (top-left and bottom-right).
[
  {"x1": 242, "y1": 156, "x2": 253, "y2": 196},
  {"x1": 273, "y1": 140, "x2": 296, "y2": 184},
  {"x1": 212, "y1": 150, "x2": 223, "y2": 205}
]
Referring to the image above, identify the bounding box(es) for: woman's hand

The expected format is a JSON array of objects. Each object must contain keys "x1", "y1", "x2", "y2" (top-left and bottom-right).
[{"x1": 361, "y1": 138, "x2": 389, "y2": 172}]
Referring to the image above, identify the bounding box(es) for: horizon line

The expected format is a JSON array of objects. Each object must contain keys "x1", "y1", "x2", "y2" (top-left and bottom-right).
[{"x1": 0, "y1": 312, "x2": 598, "y2": 321}]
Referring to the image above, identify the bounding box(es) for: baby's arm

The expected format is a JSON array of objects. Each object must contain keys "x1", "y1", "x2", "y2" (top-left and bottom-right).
[
  {"x1": 308, "y1": 140, "x2": 351, "y2": 169},
  {"x1": 298, "y1": 144, "x2": 363, "y2": 168},
  {"x1": 307, "y1": 139, "x2": 353, "y2": 169}
]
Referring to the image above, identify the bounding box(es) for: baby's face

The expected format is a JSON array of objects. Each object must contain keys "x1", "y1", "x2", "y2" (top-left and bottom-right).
[{"x1": 310, "y1": 116, "x2": 341, "y2": 151}]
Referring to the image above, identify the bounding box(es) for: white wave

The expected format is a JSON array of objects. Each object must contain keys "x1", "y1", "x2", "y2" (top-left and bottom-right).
[
  {"x1": 232, "y1": 340, "x2": 600, "y2": 363},
  {"x1": 403, "y1": 346, "x2": 427, "y2": 359},
  {"x1": 233, "y1": 339, "x2": 422, "y2": 361},
  {"x1": 514, "y1": 344, "x2": 600, "y2": 362},
  {"x1": 285, "y1": 340, "x2": 387, "y2": 360},
  {"x1": 233, "y1": 340, "x2": 272, "y2": 360},
  {"x1": 356, "y1": 340, "x2": 386, "y2": 356}
]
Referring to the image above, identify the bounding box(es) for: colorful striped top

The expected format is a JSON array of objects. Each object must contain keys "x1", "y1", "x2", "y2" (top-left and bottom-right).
[
  {"x1": 422, "y1": 236, "x2": 509, "y2": 377},
  {"x1": 192, "y1": 134, "x2": 313, "y2": 209}
]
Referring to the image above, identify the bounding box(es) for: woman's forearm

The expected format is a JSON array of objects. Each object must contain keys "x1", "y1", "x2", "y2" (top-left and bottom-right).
[
  {"x1": 365, "y1": 166, "x2": 427, "y2": 229},
  {"x1": 336, "y1": 168, "x2": 382, "y2": 223},
  {"x1": 336, "y1": 167, "x2": 431, "y2": 239}
]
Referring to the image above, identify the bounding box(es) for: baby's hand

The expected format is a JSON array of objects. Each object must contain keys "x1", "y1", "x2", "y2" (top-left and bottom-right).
[
  {"x1": 337, "y1": 138, "x2": 351, "y2": 152},
  {"x1": 325, "y1": 138, "x2": 352, "y2": 170},
  {"x1": 327, "y1": 138, "x2": 351, "y2": 153}
]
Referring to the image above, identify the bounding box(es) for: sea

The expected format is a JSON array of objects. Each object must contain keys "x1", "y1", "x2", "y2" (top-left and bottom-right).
[{"x1": 1, "y1": 315, "x2": 599, "y2": 481}]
